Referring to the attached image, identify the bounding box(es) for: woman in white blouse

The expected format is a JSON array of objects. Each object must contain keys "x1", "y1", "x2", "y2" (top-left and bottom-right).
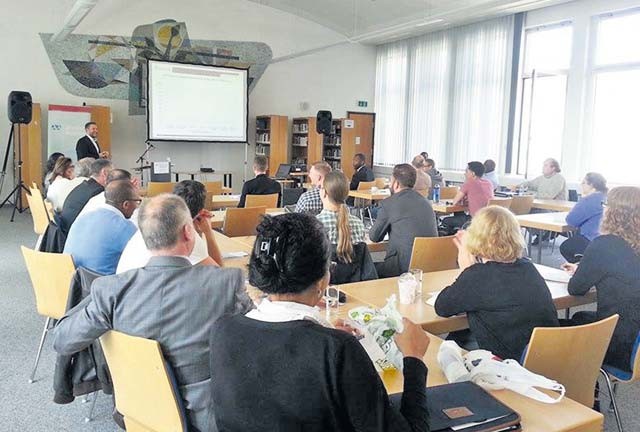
[{"x1": 46, "y1": 157, "x2": 75, "y2": 212}]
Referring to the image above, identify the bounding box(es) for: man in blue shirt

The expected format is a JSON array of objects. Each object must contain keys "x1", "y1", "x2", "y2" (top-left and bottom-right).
[{"x1": 63, "y1": 180, "x2": 140, "y2": 275}]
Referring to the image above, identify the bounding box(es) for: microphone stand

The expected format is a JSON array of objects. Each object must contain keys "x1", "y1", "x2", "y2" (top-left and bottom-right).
[{"x1": 136, "y1": 141, "x2": 155, "y2": 187}]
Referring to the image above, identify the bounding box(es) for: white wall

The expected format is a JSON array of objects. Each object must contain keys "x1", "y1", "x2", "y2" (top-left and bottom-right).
[{"x1": 0, "y1": 0, "x2": 376, "y2": 191}]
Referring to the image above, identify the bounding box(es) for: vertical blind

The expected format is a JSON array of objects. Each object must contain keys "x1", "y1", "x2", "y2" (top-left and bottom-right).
[{"x1": 374, "y1": 15, "x2": 514, "y2": 170}]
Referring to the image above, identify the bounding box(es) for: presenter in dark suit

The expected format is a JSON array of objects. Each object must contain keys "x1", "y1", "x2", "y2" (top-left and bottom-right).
[
  {"x1": 76, "y1": 122, "x2": 110, "y2": 160},
  {"x1": 238, "y1": 155, "x2": 282, "y2": 207},
  {"x1": 349, "y1": 153, "x2": 375, "y2": 191}
]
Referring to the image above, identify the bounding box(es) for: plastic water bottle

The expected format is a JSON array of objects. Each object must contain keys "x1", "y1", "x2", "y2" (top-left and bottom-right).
[{"x1": 433, "y1": 184, "x2": 441, "y2": 203}]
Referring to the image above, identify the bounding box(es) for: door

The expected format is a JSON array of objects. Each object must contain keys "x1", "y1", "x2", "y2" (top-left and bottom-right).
[{"x1": 347, "y1": 112, "x2": 375, "y2": 168}]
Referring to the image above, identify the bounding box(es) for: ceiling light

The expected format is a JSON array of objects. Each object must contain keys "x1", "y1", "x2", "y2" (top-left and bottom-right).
[{"x1": 415, "y1": 18, "x2": 445, "y2": 27}]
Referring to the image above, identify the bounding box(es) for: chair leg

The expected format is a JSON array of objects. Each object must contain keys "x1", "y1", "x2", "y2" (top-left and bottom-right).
[
  {"x1": 600, "y1": 369, "x2": 624, "y2": 432},
  {"x1": 29, "y1": 317, "x2": 51, "y2": 383},
  {"x1": 609, "y1": 382, "x2": 619, "y2": 412},
  {"x1": 85, "y1": 391, "x2": 99, "y2": 423}
]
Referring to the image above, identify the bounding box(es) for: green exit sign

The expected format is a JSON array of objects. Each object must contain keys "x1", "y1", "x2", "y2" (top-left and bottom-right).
[{"x1": 357, "y1": 100, "x2": 368, "y2": 108}]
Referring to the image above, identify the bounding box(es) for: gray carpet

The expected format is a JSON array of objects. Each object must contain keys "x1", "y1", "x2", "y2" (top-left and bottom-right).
[{"x1": 1, "y1": 206, "x2": 638, "y2": 431}]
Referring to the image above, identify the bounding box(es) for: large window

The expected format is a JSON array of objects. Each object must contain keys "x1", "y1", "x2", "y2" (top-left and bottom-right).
[
  {"x1": 514, "y1": 23, "x2": 572, "y2": 177},
  {"x1": 586, "y1": 9, "x2": 640, "y2": 184},
  {"x1": 374, "y1": 16, "x2": 514, "y2": 169}
]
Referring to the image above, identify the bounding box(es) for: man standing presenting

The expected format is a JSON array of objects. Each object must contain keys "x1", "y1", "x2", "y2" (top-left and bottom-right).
[{"x1": 76, "y1": 122, "x2": 109, "y2": 160}]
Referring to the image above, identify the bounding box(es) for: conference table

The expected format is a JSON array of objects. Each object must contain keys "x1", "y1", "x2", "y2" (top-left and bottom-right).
[
  {"x1": 210, "y1": 208, "x2": 284, "y2": 229},
  {"x1": 233, "y1": 235, "x2": 388, "y2": 254},
  {"x1": 531, "y1": 198, "x2": 576, "y2": 212},
  {"x1": 348, "y1": 189, "x2": 391, "y2": 201},
  {"x1": 211, "y1": 194, "x2": 241, "y2": 209},
  {"x1": 516, "y1": 212, "x2": 574, "y2": 263}
]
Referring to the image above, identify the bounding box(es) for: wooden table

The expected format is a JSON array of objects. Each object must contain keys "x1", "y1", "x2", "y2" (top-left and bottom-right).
[
  {"x1": 516, "y1": 212, "x2": 574, "y2": 263},
  {"x1": 348, "y1": 189, "x2": 391, "y2": 201},
  {"x1": 173, "y1": 170, "x2": 233, "y2": 188},
  {"x1": 210, "y1": 208, "x2": 285, "y2": 230},
  {"x1": 213, "y1": 231, "x2": 252, "y2": 270},
  {"x1": 211, "y1": 194, "x2": 241, "y2": 209},
  {"x1": 339, "y1": 265, "x2": 596, "y2": 335},
  {"x1": 532, "y1": 199, "x2": 576, "y2": 212},
  {"x1": 235, "y1": 235, "x2": 387, "y2": 254},
  {"x1": 431, "y1": 200, "x2": 466, "y2": 214},
  {"x1": 382, "y1": 335, "x2": 603, "y2": 432},
  {"x1": 140, "y1": 186, "x2": 231, "y2": 197}
]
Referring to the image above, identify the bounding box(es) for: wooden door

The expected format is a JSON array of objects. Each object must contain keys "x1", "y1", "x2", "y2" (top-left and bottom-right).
[
  {"x1": 90, "y1": 105, "x2": 111, "y2": 156},
  {"x1": 347, "y1": 112, "x2": 375, "y2": 168}
]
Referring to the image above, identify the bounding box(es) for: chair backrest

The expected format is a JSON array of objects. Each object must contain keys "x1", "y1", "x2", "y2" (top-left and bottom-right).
[
  {"x1": 489, "y1": 198, "x2": 512, "y2": 209},
  {"x1": 223, "y1": 206, "x2": 267, "y2": 237},
  {"x1": 26, "y1": 187, "x2": 50, "y2": 235},
  {"x1": 409, "y1": 236, "x2": 458, "y2": 273},
  {"x1": 146, "y1": 182, "x2": 175, "y2": 197},
  {"x1": 375, "y1": 178, "x2": 387, "y2": 189},
  {"x1": 21, "y1": 246, "x2": 76, "y2": 319},
  {"x1": 100, "y1": 331, "x2": 187, "y2": 432},
  {"x1": 245, "y1": 193, "x2": 279, "y2": 208},
  {"x1": 357, "y1": 181, "x2": 376, "y2": 191},
  {"x1": 568, "y1": 189, "x2": 579, "y2": 202},
  {"x1": 203, "y1": 181, "x2": 222, "y2": 195},
  {"x1": 509, "y1": 195, "x2": 535, "y2": 215},
  {"x1": 440, "y1": 186, "x2": 459, "y2": 200},
  {"x1": 330, "y1": 243, "x2": 378, "y2": 284},
  {"x1": 523, "y1": 314, "x2": 619, "y2": 407},
  {"x1": 282, "y1": 187, "x2": 305, "y2": 206}
]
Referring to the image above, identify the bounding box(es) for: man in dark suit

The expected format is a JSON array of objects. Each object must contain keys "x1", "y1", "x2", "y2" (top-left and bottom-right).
[
  {"x1": 238, "y1": 155, "x2": 281, "y2": 207},
  {"x1": 349, "y1": 153, "x2": 375, "y2": 191},
  {"x1": 53, "y1": 194, "x2": 253, "y2": 431},
  {"x1": 369, "y1": 163, "x2": 438, "y2": 278},
  {"x1": 58, "y1": 159, "x2": 112, "y2": 235},
  {"x1": 76, "y1": 122, "x2": 109, "y2": 160}
]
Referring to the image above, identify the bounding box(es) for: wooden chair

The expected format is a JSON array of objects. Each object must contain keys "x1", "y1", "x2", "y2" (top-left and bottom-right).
[
  {"x1": 522, "y1": 314, "x2": 619, "y2": 408},
  {"x1": 245, "y1": 193, "x2": 279, "y2": 209},
  {"x1": 100, "y1": 331, "x2": 187, "y2": 432},
  {"x1": 488, "y1": 198, "x2": 512, "y2": 209},
  {"x1": 509, "y1": 195, "x2": 535, "y2": 215},
  {"x1": 146, "y1": 182, "x2": 175, "y2": 197},
  {"x1": 409, "y1": 236, "x2": 458, "y2": 273},
  {"x1": 357, "y1": 181, "x2": 376, "y2": 191},
  {"x1": 21, "y1": 246, "x2": 76, "y2": 383},
  {"x1": 203, "y1": 181, "x2": 222, "y2": 195},
  {"x1": 26, "y1": 187, "x2": 51, "y2": 240},
  {"x1": 223, "y1": 206, "x2": 267, "y2": 237},
  {"x1": 374, "y1": 178, "x2": 387, "y2": 189},
  {"x1": 440, "y1": 186, "x2": 459, "y2": 200},
  {"x1": 601, "y1": 330, "x2": 640, "y2": 432}
]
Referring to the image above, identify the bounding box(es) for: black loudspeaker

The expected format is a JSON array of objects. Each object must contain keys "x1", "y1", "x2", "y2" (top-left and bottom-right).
[
  {"x1": 8, "y1": 91, "x2": 32, "y2": 124},
  {"x1": 316, "y1": 110, "x2": 332, "y2": 135}
]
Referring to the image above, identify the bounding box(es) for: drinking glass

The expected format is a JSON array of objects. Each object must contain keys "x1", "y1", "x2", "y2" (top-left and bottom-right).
[
  {"x1": 409, "y1": 268, "x2": 423, "y2": 299},
  {"x1": 324, "y1": 286, "x2": 340, "y2": 320}
]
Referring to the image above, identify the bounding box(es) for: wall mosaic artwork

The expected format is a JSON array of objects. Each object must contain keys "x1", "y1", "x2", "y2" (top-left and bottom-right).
[{"x1": 41, "y1": 19, "x2": 273, "y2": 115}]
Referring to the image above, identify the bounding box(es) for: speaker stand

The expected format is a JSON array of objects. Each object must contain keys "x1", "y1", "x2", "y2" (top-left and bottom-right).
[{"x1": 0, "y1": 123, "x2": 29, "y2": 221}]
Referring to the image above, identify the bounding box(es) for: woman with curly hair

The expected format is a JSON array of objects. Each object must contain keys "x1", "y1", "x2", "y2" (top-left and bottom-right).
[
  {"x1": 563, "y1": 186, "x2": 640, "y2": 373},
  {"x1": 435, "y1": 205, "x2": 558, "y2": 361}
]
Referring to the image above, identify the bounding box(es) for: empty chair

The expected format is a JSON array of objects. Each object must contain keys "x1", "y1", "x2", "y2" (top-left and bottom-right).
[
  {"x1": 100, "y1": 331, "x2": 187, "y2": 432},
  {"x1": 509, "y1": 195, "x2": 535, "y2": 215},
  {"x1": 223, "y1": 206, "x2": 267, "y2": 237},
  {"x1": 409, "y1": 236, "x2": 458, "y2": 273},
  {"x1": 440, "y1": 186, "x2": 459, "y2": 200},
  {"x1": 26, "y1": 187, "x2": 51, "y2": 247},
  {"x1": 489, "y1": 198, "x2": 512, "y2": 209},
  {"x1": 374, "y1": 178, "x2": 387, "y2": 189},
  {"x1": 203, "y1": 181, "x2": 223, "y2": 195},
  {"x1": 21, "y1": 246, "x2": 76, "y2": 383},
  {"x1": 522, "y1": 314, "x2": 619, "y2": 408},
  {"x1": 245, "y1": 193, "x2": 279, "y2": 208},
  {"x1": 146, "y1": 182, "x2": 175, "y2": 197}
]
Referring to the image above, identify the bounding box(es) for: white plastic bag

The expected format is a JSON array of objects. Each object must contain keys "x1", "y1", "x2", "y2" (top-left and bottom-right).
[{"x1": 437, "y1": 341, "x2": 565, "y2": 404}]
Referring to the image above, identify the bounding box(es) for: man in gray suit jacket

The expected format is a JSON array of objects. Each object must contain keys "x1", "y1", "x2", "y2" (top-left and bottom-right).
[
  {"x1": 369, "y1": 163, "x2": 438, "y2": 278},
  {"x1": 53, "y1": 194, "x2": 253, "y2": 432}
]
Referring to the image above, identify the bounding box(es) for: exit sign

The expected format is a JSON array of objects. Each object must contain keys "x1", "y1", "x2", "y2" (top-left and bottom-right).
[{"x1": 357, "y1": 100, "x2": 368, "y2": 108}]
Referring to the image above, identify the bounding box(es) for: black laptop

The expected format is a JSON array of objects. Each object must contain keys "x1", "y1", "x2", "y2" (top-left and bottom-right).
[{"x1": 273, "y1": 164, "x2": 292, "y2": 180}]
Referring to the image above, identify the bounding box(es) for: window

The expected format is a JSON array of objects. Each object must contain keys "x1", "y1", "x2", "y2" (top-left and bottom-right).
[
  {"x1": 586, "y1": 9, "x2": 640, "y2": 184},
  {"x1": 514, "y1": 23, "x2": 572, "y2": 177}
]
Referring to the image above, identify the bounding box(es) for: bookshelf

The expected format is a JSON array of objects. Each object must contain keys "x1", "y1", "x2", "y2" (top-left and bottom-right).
[
  {"x1": 255, "y1": 115, "x2": 289, "y2": 175},
  {"x1": 291, "y1": 117, "x2": 323, "y2": 167}
]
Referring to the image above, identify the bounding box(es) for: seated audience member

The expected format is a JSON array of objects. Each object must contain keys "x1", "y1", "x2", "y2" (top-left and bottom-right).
[
  {"x1": 349, "y1": 153, "x2": 375, "y2": 191},
  {"x1": 442, "y1": 161, "x2": 494, "y2": 233},
  {"x1": 435, "y1": 206, "x2": 559, "y2": 360},
  {"x1": 317, "y1": 171, "x2": 366, "y2": 259},
  {"x1": 78, "y1": 168, "x2": 138, "y2": 219},
  {"x1": 209, "y1": 213, "x2": 430, "y2": 432},
  {"x1": 117, "y1": 180, "x2": 221, "y2": 273},
  {"x1": 424, "y1": 158, "x2": 444, "y2": 190},
  {"x1": 46, "y1": 157, "x2": 75, "y2": 212},
  {"x1": 519, "y1": 158, "x2": 568, "y2": 200},
  {"x1": 43, "y1": 152, "x2": 64, "y2": 192},
  {"x1": 483, "y1": 159, "x2": 500, "y2": 191},
  {"x1": 65, "y1": 157, "x2": 94, "y2": 191},
  {"x1": 295, "y1": 161, "x2": 331, "y2": 215},
  {"x1": 411, "y1": 155, "x2": 432, "y2": 197},
  {"x1": 54, "y1": 194, "x2": 253, "y2": 431},
  {"x1": 420, "y1": 151, "x2": 429, "y2": 160},
  {"x1": 63, "y1": 180, "x2": 139, "y2": 275},
  {"x1": 563, "y1": 187, "x2": 640, "y2": 374},
  {"x1": 238, "y1": 155, "x2": 281, "y2": 207},
  {"x1": 560, "y1": 172, "x2": 608, "y2": 263},
  {"x1": 370, "y1": 163, "x2": 438, "y2": 278},
  {"x1": 59, "y1": 158, "x2": 112, "y2": 234}
]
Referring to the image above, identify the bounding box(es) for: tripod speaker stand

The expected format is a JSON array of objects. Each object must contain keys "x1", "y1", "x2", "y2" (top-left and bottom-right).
[{"x1": 0, "y1": 123, "x2": 30, "y2": 221}]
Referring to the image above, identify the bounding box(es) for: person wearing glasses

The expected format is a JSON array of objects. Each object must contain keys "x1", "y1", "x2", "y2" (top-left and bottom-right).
[
  {"x1": 63, "y1": 180, "x2": 139, "y2": 275},
  {"x1": 560, "y1": 172, "x2": 608, "y2": 263}
]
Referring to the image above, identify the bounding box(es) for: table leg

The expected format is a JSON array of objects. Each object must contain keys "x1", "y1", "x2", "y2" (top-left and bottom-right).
[
  {"x1": 190, "y1": 173, "x2": 195, "y2": 180},
  {"x1": 537, "y1": 229, "x2": 543, "y2": 264},
  {"x1": 527, "y1": 229, "x2": 533, "y2": 259},
  {"x1": 174, "y1": 173, "x2": 179, "y2": 182},
  {"x1": 565, "y1": 308, "x2": 570, "y2": 319}
]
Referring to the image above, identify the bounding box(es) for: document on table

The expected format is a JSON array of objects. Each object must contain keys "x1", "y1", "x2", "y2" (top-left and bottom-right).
[
  {"x1": 425, "y1": 291, "x2": 442, "y2": 306},
  {"x1": 534, "y1": 264, "x2": 571, "y2": 283}
]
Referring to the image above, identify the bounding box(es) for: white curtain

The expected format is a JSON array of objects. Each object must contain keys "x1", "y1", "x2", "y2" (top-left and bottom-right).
[{"x1": 374, "y1": 15, "x2": 514, "y2": 169}]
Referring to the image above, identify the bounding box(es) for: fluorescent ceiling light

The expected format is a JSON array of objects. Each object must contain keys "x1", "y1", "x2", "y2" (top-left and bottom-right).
[{"x1": 415, "y1": 18, "x2": 445, "y2": 27}]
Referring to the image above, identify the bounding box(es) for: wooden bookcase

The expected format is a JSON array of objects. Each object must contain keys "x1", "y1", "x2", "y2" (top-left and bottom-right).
[
  {"x1": 320, "y1": 118, "x2": 357, "y2": 178},
  {"x1": 255, "y1": 115, "x2": 288, "y2": 175},
  {"x1": 291, "y1": 117, "x2": 323, "y2": 167}
]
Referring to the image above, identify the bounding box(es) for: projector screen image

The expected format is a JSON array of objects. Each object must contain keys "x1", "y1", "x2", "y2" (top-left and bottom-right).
[{"x1": 147, "y1": 60, "x2": 248, "y2": 142}]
